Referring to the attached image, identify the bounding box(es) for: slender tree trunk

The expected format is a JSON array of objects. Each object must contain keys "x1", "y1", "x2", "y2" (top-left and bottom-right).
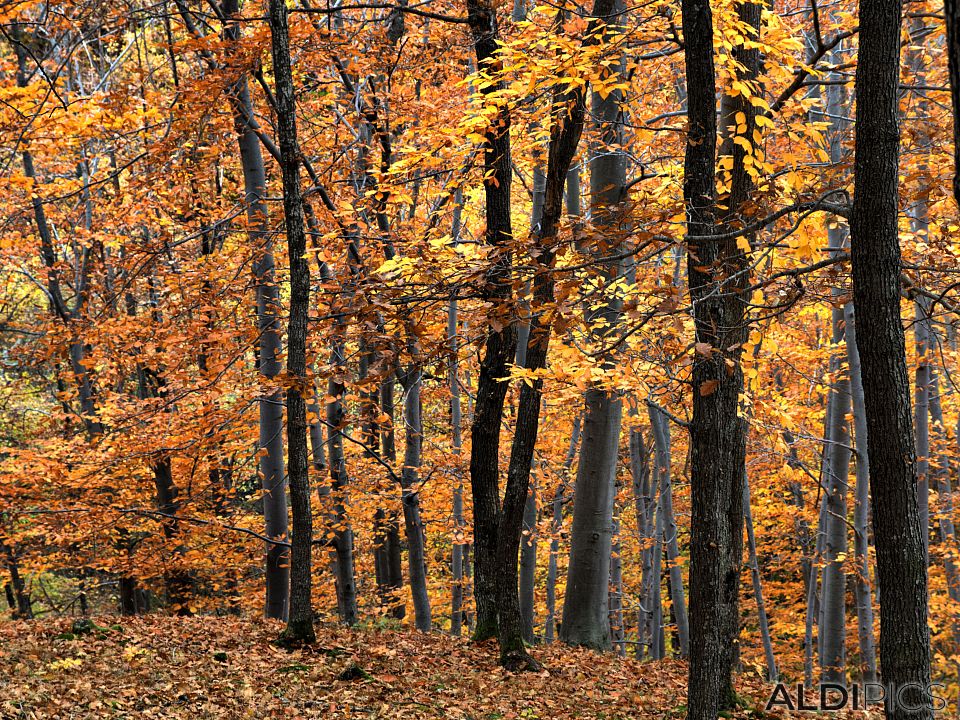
[
  {"x1": 221, "y1": 0, "x2": 288, "y2": 621},
  {"x1": 647, "y1": 403, "x2": 689, "y2": 657},
  {"x1": 804, "y1": 455, "x2": 831, "y2": 688},
  {"x1": 268, "y1": 0, "x2": 314, "y2": 644},
  {"x1": 609, "y1": 504, "x2": 625, "y2": 657},
  {"x1": 519, "y1": 482, "x2": 538, "y2": 643},
  {"x1": 820, "y1": 306, "x2": 851, "y2": 684},
  {"x1": 742, "y1": 473, "x2": 777, "y2": 681},
  {"x1": 377, "y1": 379, "x2": 405, "y2": 619},
  {"x1": 651, "y1": 495, "x2": 666, "y2": 660},
  {"x1": 915, "y1": 300, "x2": 931, "y2": 564},
  {"x1": 450, "y1": 188, "x2": 467, "y2": 638},
  {"x1": 945, "y1": 0, "x2": 960, "y2": 205},
  {"x1": 327, "y1": 329, "x2": 358, "y2": 625},
  {"x1": 466, "y1": 0, "x2": 517, "y2": 641},
  {"x1": 3, "y1": 543, "x2": 32, "y2": 619},
  {"x1": 545, "y1": 416, "x2": 581, "y2": 643},
  {"x1": 631, "y1": 422, "x2": 657, "y2": 658},
  {"x1": 844, "y1": 305, "x2": 878, "y2": 683},
  {"x1": 399, "y1": 365, "x2": 432, "y2": 631},
  {"x1": 850, "y1": 0, "x2": 933, "y2": 711}
]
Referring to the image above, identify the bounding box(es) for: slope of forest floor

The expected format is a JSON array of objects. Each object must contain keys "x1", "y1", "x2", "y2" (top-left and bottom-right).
[{"x1": 0, "y1": 617, "x2": 876, "y2": 719}]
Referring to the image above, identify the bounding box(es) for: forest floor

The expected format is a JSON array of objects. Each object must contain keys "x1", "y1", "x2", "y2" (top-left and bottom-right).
[{"x1": 0, "y1": 616, "x2": 879, "y2": 719}]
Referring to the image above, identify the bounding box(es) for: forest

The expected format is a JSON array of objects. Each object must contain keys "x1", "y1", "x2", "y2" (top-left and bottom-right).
[{"x1": 1, "y1": 0, "x2": 959, "y2": 717}]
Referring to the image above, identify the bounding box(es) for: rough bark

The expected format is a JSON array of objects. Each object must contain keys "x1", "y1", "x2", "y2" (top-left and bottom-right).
[
  {"x1": 946, "y1": 0, "x2": 960, "y2": 205},
  {"x1": 849, "y1": 0, "x2": 933, "y2": 711},
  {"x1": 268, "y1": 0, "x2": 315, "y2": 644},
  {"x1": 681, "y1": 0, "x2": 748, "y2": 711},
  {"x1": 466, "y1": 0, "x2": 517, "y2": 641}
]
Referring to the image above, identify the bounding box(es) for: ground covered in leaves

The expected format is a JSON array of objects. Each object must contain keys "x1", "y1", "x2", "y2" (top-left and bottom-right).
[{"x1": 0, "y1": 617, "x2": 878, "y2": 719}]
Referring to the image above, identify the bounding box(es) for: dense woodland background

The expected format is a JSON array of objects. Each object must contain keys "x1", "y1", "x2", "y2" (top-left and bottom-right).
[{"x1": 1, "y1": 0, "x2": 959, "y2": 716}]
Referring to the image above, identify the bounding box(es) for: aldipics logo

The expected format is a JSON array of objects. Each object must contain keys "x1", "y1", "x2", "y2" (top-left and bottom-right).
[{"x1": 765, "y1": 683, "x2": 948, "y2": 713}]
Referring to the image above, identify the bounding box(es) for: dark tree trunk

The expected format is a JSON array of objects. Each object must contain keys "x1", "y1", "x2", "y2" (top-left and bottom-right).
[
  {"x1": 328, "y1": 332, "x2": 358, "y2": 625},
  {"x1": 519, "y1": 483, "x2": 538, "y2": 644},
  {"x1": 946, "y1": 0, "x2": 960, "y2": 205},
  {"x1": 681, "y1": 0, "x2": 747, "y2": 713},
  {"x1": 849, "y1": 0, "x2": 933, "y2": 712},
  {"x1": 269, "y1": 0, "x2": 315, "y2": 644},
  {"x1": 466, "y1": 0, "x2": 517, "y2": 642},
  {"x1": 3, "y1": 544, "x2": 32, "y2": 619}
]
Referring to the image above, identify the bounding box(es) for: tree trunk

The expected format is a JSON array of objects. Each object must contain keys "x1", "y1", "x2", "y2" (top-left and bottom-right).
[
  {"x1": 609, "y1": 505, "x2": 625, "y2": 657},
  {"x1": 399, "y1": 365, "x2": 433, "y2": 631},
  {"x1": 545, "y1": 416, "x2": 581, "y2": 643},
  {"x1": 945, "y1": 0, "x2": 960, "y2": 205},
  {"x1": 849, "y1": 0, "x2": 933, "y2": 711},
  {"x1": 647, "y1": 403, "x2": 689, "y2": 657},
  {"x1": 915, "y1": 300, "x2": 931, "y2": 565},
  {"x1": 519, "y1": 483, "x2": 538, "y2": 644},
  {"x1": 630, "y1": 422, "x2": 657, "y2": 658},
  {"x1": 844, "y1": 304, "x2": 878, "y2": 683},
  {"x1": 560, "y1": 390, "x2": 622, "y2": 650},
  {"x1": 820, "y1": 305, "x2": 850, "y2": 684},
  {"x1": 450, "y1": 188, "x2": 467, "y2": 638},
  {"x1": 221, "y1": 0, "x2": 288, "y2": 621},
  {"x1": 3, "y1": 544, "x2": 32, "y2": 619},
  {"x1": 377, "y1": 379, "x2": 405, "y2": 619},
  {"x1": 681, "y1": 0, "x2": 749, "y2": 711},
  {"x1": 268, "y1": 0, "x2": 315, "y2": 644},
  {"x1": 466, "y1": 0, "x2": 517, "y2": 641},
  {"x1": 558, "y1": 0, "x2": 627, "y2": 650},
  {"x1": 743, "y1": 473, "x2": 777, "y2": 681}
]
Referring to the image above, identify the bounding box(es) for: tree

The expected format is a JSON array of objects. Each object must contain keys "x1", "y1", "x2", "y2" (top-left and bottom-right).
[
  {"x1": 268, "y1": 0, "x2": 315, "y2": 645},
  {"x1": 849, "y1": 0, "x2": 933, "y2": 713}
]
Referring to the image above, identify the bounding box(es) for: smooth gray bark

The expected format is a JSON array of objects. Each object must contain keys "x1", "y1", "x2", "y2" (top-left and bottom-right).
[
  {"x1": 844, "y1": 305, "x2": 878, "y2": 682},
  {"x1": 559, "y1": 0, "x2": 627, "y2": 648},
  {"x1": 609, "y1": 506, "x2": 625, "y2": 656},
  {"x1": 743, "y1": 473, "x2": 777, "y2": 681},
  {"x1": 820, "y1": 305, "x2": 850, "y2": 685},
  {"x1": 221, "y1": 0, "x2": 288, "y2": 620},
  {"x1": 450, "y1": 188, "x2": 467, "y2": 637},
  {"x1": 545, "y1": 416, "x2": 581, "y2": 643},
  {"x1": 399, "y1": 363, "x2": 432, "y2": 631},
  {"x1": 647, "y1": 403, "x2": 689, "y2": 657}
]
